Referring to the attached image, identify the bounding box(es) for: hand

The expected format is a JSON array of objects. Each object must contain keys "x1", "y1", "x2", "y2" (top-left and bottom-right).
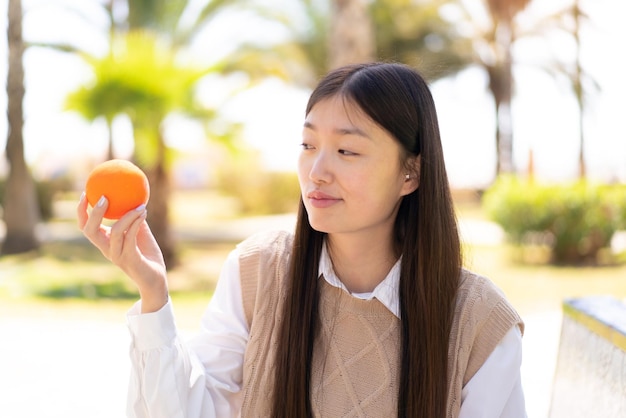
[{"x1": 77, "y1": 193, "x2": 168, "y2": 313}]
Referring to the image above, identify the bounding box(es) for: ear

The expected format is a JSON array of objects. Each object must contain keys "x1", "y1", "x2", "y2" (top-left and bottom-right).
[{"x1": 401, "y1": 155, "x2": 420, "y2": 196}]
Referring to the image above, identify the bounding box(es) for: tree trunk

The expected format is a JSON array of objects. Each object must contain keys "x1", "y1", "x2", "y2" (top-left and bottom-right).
[
  {"x1": 328, "y1": 0, "x2": 375, "y2": 69},
  {"x1": 106, "y1": 117, "x2": 115, "y2": 160},
  {"x1": 144, "y1": 129, "x2": 178, "y2": 269},
  {"x1": 572, "y1": 0, "x2": 586, "y2": 180},
  {"x1": 2, "y1": 0, "x2": 40, "y2": 255},
  {"x1": 487, "y1": 29, "x2": 515, "y2": 176},
  {"x1": 484, "y1": 0, "x2": 531, "y2": 178}
]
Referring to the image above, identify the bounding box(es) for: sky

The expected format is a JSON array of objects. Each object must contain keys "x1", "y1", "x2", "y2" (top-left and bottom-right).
[{"x1": 0, "y1": 0, "x2": 625, "y2": 189}]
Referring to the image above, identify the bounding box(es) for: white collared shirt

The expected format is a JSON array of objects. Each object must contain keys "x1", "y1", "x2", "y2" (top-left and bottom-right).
[
  {"x1": 318, "y1": 243, "x2": 402, "y2": 317},
  {"x1": 127, "y1": 245, "x2": 527, "y2": 418}
]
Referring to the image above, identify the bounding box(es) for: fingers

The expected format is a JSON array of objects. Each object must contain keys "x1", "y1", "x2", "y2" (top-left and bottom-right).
[
  {"x1": 81, "y1": 195, "x2": 111, "y2": 251},
  {"x1": 109, "y1": 207, "x2": 164, "y2": 287},
  {"x1": 76, "y1": 192, "x2": 88, "y2": 229},
  {"x1": 76, "y1": 193, "x2": 162, "y2": 292},
  {"x1": 125, "y1": 209, "x2": 148, "y2": 243},
  {"x1": 78, "y1": 194, "x2": 147, "y2": 262},
  {"x1": 109, "y1": 205, "x2": 148, "y2": 261},
  {"x1": 135, "y1": 219, "x2": 166, "y2": 266}
]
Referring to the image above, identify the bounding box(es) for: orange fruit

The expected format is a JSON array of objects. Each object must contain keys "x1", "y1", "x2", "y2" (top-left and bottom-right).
[{"x1": 85, "y1": 159, "x2": 150, "y2": 220}]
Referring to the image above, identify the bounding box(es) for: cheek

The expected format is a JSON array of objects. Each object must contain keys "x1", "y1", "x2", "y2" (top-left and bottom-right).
[
  {"x1": 297, "y1": 151, "x2": 306, "y2": 174},
  {"x1": 355, "y1": 171, "x2": 404, "y2": 206},
  {"x1": 297, "y1": 155, "x2": 310, "y2": 186},
  {"x1": 346, "y1": 173, "x2": 382, "y2": 201}
]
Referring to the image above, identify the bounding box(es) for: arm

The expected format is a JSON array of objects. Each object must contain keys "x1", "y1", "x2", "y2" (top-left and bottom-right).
[
  {"x1": 126, "y1": 249, "x2": 248, "y2": 417},
  {"x1": 459, "y1": 325, "x2": 527, "y2": 418},
  {"x1": 78, "y1": 194, "x2": 249, "y2": 417}
]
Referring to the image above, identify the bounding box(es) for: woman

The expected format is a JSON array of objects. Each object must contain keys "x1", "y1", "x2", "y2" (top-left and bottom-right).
[{"x1": 78, "y1": 62, "x2": 526, "y2": 417}]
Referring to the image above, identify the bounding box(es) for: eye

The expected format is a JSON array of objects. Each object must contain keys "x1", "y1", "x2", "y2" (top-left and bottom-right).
[
  {"x1": 338, "y1": 149, "x2": 358, "y2": 156},
  {"x1": 300, "y1": 142, "x2": 314, "y2": 150}
]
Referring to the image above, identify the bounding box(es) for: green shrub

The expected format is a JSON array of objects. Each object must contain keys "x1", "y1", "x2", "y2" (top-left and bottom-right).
[
  {"x1": 235, "y1": 170, "x2": 300, "y2": 215},
  {"x1": 36, "y1": 176, "x2": 75, "y2": 220},
  {"x1": 0, "y1": 175, "x2": 73, "y2": 221},
  {"x1": 483, "y1": 176, "x2": 626, "y2": 264},
  {"x1": 215, "y1": 153, "x2": 300, "y2": 216}
]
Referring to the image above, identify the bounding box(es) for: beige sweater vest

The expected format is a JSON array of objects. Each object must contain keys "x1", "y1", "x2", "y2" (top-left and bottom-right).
[{"x1": 238, "y1": 231, "x2": 523, "y2": 417}]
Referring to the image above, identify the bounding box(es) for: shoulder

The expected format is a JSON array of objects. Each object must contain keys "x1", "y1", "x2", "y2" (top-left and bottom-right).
[
  {"x1": 455, "y1": 268, "x2": 523, "y2": 335},
  {"x1": 237, "y1": 229, "x2": 294, "y2": 287},
  {"x1": 450, "y1": 269, "x2": 524, "y2": 383},
  {"x1": 457, "y1": 268, "x2": 502, "y2": 298},
  {"x1": 237, "y1": 230, "x2": 294, "y2": 260}
]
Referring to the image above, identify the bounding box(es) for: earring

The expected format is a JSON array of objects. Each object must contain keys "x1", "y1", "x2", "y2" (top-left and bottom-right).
[{"x1": 405, "y1": 174, "x2": 411, "y2": 180}]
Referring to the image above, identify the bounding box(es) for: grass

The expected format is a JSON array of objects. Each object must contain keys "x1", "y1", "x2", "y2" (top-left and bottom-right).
[
  {"x1": 464, "y1": 243, "x2": 626, "y2": 315},
  {"x1": 0, "y1": 237, "x2": 234, "y2": 330},
  {"x1": 1, "y1": 192, "x2": 625, "y2": 328}
]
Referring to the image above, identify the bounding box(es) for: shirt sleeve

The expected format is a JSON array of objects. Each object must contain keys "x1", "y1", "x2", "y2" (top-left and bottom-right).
[
  {"x1": 459, "y1": 325, "x2": 527, "y2": 418},
  {"x1": 126, "y1": 248, "x2": 248, "y2": 418}
]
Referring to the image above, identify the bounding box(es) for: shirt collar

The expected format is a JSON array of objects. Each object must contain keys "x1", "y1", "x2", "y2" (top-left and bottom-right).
[{"x1": 319, "y1": 242, "x2": 401, "y2": 318}]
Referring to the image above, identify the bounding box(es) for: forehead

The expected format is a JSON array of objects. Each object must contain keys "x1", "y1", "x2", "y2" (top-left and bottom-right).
[{"x1": 305, "y1": 96, "x2": 373, "y2": 128}]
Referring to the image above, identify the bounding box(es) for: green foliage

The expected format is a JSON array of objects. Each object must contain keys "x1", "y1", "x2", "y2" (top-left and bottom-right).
[
  {"x1": 35, "y1": 177, "x2": 74, "y2": 221},
  {"x1": 483, "y1": 176, "x2": 626, "y2": 264},
  {"x1": 66, "y1": 31, "x2": 218, "y2": 166},
  {"x1": 38, "y1": 279, "x2": 139, "y2": 300},
  {"x1": 249, "y1": 0, "x2": 470, "y2": 88},
  {"x1": 371, "y1": 0, "x2": 472, "y2": 81}
]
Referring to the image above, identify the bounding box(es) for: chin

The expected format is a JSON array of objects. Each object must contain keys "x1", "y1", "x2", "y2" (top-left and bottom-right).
[
  {"x1": 305, "y1": 214, "x2": 334, "y2": 234},
  {"x1": 307, "y1": 219, "x2": 331, "y2": 234}
]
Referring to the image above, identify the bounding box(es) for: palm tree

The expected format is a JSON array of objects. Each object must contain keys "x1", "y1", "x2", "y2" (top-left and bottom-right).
[
  {"x1": 524, "y1": 1, "x2": 596, "y2": 180},
  {"x1": 443, "y1": 0, "x2": 532, "y2": 176},
  {"x1": 66, "y1": 30, "x2": 236, "y2": 268},
  {"x1": 485, "y1": 0, "x2": 532, "y2": 175},
  {"x1": 56, "y1": 0, "x2": 274, "y2": 268},
  {"x1": 558, "y1": 0, "x2": 593, "y2": 180},
  {"x1": 571, "y1": 0, "x2": 585, "y2": 180},
  {"x1": 2, "y1": 0, "x2": 40, "y2": 255},
  {"x1": 106, "y1": 0, "x2": 289, "y2": 268}
]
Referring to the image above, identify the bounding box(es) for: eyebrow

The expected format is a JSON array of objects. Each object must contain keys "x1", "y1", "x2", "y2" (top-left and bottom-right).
[{"x1": 303, "y1": 121, "x2": 370, "y2": 139}]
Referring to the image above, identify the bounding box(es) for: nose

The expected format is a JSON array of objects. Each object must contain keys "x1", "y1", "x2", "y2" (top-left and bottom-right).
[{"x1": 306, "y1": 149, "x2": 332, "y2": 184}]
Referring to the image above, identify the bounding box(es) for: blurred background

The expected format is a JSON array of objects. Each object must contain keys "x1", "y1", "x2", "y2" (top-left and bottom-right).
[{"x1": 1, "y1": 0, "x2": 625, "y2": 417}]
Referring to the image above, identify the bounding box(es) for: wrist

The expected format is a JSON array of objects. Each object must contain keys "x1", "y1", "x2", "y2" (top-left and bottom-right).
[{"x1": 138, "y1": 281, "x2": 169, "y2": 313}]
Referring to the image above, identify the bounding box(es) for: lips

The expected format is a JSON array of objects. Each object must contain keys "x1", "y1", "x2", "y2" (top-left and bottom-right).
[{"x1": 306, "y1": 190, "x2": 341, "y2": 208}]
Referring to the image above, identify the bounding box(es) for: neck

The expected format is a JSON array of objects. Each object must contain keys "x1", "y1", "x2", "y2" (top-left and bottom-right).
[{"x1": 327, "y1": 232, "x2": 398, "y2": 294}]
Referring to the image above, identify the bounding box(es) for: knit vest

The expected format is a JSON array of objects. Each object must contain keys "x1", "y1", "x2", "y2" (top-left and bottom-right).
[{"x1": 238, "y1": 230, "x2": 523, "y2": 417}]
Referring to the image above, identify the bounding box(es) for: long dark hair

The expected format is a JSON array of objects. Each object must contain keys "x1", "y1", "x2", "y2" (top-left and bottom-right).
[{"x1": 271, "y1": 62, "x2": 462, "y2": 417}]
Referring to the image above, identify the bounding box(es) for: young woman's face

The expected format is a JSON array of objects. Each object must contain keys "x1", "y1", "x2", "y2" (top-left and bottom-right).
[{"x1": 298, "y1": 96, "x2": 418, "y2": 237}]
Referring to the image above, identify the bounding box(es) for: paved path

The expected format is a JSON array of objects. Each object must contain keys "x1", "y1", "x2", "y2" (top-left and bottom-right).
[
  {"x1": 0, "y1": 311, "x2": 561, "y2": 418},
  {"x1": 7, "y1": 213, "x2": 506, "y2": 247},
  {"x1": 0, "y1": 317, "x2": 130, "y2": 418}
]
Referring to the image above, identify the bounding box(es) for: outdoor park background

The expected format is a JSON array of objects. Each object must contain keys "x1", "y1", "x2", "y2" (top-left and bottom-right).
[{"x1": 1, "y1": 0, "x2": 626, "y2": 417}]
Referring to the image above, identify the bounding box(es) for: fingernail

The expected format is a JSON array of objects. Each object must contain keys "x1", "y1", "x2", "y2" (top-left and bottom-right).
[
  {"x1": 79, "y1": 192, "x2": 85, "y2": 202},
  {"x1": 134, "y1": 204, "x2": 146, "y2": 212},
  {"x1": 97, "y1": 196, "x2": 107, "y2": 207}
]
